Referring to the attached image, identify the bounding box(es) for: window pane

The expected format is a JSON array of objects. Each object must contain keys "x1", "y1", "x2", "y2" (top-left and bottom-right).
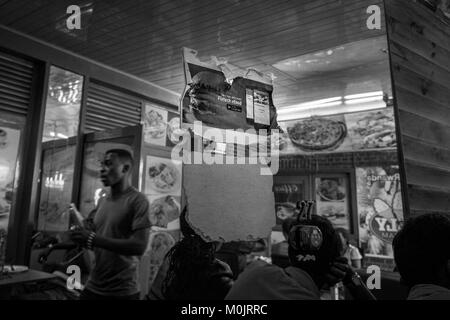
[
  {"x1": 42, "y1": 66, "x2": 83, "y2": 142},
  {"x1": 37, "y1": 144, "x2": 76, "y2": 232},
  {"x1": 0, "y1": 112, "x2": 25, "y2": 265}
]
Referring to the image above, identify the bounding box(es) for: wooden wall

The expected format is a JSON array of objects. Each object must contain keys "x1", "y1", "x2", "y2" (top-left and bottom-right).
[{"x1": 385, "y1": 0, "x2": 450, "y2": 217}]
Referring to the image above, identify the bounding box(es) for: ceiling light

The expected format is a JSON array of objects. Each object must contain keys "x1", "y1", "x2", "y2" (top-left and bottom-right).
[
  {"x1": 49, "y1": 131, "x2": 56, "y2": 137},
  {"x1": 345, "y1": 96, "x2": 384, "y2": 105},
  {"x1": 278, "y1": 101, "x2": 386, "y2": 122},
  {"x1": 344, "y1": 91, "x2": 383, "y2": 100},
  {"x1": 278, "y1": 97, "x2": 342, "y2": 114},
  {"x1": 56, "y1": 133, "x2": 68, "y2": 139}
]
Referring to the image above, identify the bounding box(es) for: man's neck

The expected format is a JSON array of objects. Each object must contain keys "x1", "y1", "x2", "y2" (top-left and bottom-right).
[{"x1": 110, "y1": 179, "x2": 131, "y2": 197}]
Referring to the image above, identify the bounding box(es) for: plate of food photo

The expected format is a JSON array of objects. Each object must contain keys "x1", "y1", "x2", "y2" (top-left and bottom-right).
[
  {"x1": 167, "y1": 117, "x2": 186, "y2": 145},
  {"x1": 287, "y1": 117, "x2": 347, "y2": 152},
  {"x1": 147, "y1": 160, "x2": 181, "y2": 194},
  {"x1": 148, "y1": 231, "x2": 176, "y2": 265},
  {"x1": 317, "y1": 179, "x2": 346, "y2": 202},
  {"x1": 276, "y1": 203, "x2": 296, "y2": 220},
  {"x1": 144, "y1": 109, "x2": 167, "y2": 140},
  {"x1": 149, "y1": 195, "x2": 180, "y2": 228}
]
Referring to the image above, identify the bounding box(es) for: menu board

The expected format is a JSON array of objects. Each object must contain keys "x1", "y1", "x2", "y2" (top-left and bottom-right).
[
  {"x1": 356, "y1": 166, "x2": 404, "y2": 258},
  {"x1": 279, "y1": 108, "x2": 396, "y2": 155},
  {"x1": 315, "y1": 176, "x2": 351, "y2": 231},
  {"x1": 273, "y1": 182, "x2": 306, "y2": 226},
  {"x1": 0, "y1": 125, "x2": 21, "y2": 263}
]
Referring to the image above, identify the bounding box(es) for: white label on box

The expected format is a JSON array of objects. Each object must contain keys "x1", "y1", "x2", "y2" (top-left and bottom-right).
[
  {"x1": 253, "y1": 90, "x2": 270, "y2": 125},
  {"x1": 246, "y1": 89, "x2": 254, "y2": 119}
]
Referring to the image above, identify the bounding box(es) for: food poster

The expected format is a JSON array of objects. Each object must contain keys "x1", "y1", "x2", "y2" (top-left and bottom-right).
[
  {"x1": 315, "y1": 176, "x2": 351, "y2": 231},
  {"x1": 279, "y1": 114, "x2": 352, "y2": 155},
  {"x1": 273, "y1": 182, "x2": 306, "y2": 226},
  {"x1": 356, "y1": 166, "x2": 404, "y2": 258},
  {"x1": 145, "y1": 156, "x2": 182, "y2": 196},
  {"x1": 37, "y1": 145, "x2": 76, "y2": 232},
  {"x1": 145, "y1": 229, "x2": 180, "y2": 289},
  {"x1": 147, "y1": 194, "x2": 181, "y2": 229},
  {"x1": 278, "y1": 107, "x2": 397, "y2": 155},
  {"x1": 345, "y1": 108, "x2": 396, "y2": 150},
  {"x1": 143, "y1": 104, "x2": 168, "y2": 147},
  {"x1": 166, "y1": 112, "x2": 185, "y2": 147},
  {"x1": 0, "y1": 125, "x2": 21, "y2": 263},
  {"x1": 144, "y1": 156, "x2": 182, "y2": 289},
  {"x1": 180, "y1": 48, "x2": 278, "y2": 149},
  {"x1": 79, "y1": 141, "x2": 133, "y2": 217}
]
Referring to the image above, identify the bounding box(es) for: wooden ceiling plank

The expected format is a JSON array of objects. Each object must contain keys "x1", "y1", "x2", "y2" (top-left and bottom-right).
[
  {"x1": 0, "y1": 0, "x2": 34, "y2": 21},
  {"x1": 30, "y1": 0, "x2": 131, "y2": 45},
  {"x1": 91, "y1": 0, "x2": 339, "y2": 61},
  {"x1": 106, "y1": 2, "x2": 377, "y2": 72},
  {"x1": 113, "y1": 19, "x2": 379, "y2": 76},
  {"x1": 70, "y1": 0, "x2": 236, "y2": 53},
  {"x1": 81, "y1": 0, "x2": 294, "y2": 58}
]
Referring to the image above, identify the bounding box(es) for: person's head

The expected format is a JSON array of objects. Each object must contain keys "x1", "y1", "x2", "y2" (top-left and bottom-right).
[
  {"x1": 286, "y1": 215, "x2": 342, "y2": 286},
  {"x1": 393, "y1": 213, "x2": 450, "y2": 290},
  {"x1": 162, "y1": 207, "x2": 220, "y2": 299},
  {"x1": 100, "y1": 149, "x2": 134, "y2": 187}
]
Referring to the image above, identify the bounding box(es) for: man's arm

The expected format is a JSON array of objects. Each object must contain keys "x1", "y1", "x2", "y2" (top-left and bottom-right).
[{"x1": 69, "y1": 227, "x2": 149, "y2": 256}]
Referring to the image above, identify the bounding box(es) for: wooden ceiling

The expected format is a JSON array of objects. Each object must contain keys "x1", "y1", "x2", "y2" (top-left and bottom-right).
[{"x1": 0, "y1": 0, "x2": 389, "y2": 108}]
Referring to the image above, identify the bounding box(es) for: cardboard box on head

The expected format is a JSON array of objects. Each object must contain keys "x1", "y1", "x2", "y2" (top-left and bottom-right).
[{"x1": 182, "y1": 164, "x2": 276, "y2": 242}]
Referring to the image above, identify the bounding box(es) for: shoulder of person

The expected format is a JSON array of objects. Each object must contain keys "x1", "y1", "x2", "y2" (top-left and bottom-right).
[{"x1": 128, "y1": 188, "x2": 149, "y2": 204}]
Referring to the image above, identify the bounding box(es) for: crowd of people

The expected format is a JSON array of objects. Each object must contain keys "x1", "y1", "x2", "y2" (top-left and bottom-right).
[{"x1": 39, "y1": 148, "x2": 450, "y2": 301}]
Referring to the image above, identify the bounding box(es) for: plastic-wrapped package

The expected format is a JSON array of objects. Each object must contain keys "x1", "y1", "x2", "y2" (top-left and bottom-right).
[{"x1": 180, "y1": 48, "x2": 279, "y2": 133}]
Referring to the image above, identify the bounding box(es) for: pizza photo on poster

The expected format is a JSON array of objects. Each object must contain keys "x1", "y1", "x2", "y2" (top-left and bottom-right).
[
  {"x1": 356, "y1": 166, "x2": 404, "y2": 258},
  {"x1": 280, "y1": 115, "x2": 351, "y2": 155}
]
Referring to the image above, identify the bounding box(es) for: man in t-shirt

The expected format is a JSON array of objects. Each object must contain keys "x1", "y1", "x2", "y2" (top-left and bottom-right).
[{"x1": 69, "y1": 149, "x2": 151, "y2": 300}]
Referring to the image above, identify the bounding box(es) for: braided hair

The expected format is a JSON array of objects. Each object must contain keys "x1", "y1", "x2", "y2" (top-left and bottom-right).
[{"x1": 162, "y1": 208, "x2": 217, "y2": 300}]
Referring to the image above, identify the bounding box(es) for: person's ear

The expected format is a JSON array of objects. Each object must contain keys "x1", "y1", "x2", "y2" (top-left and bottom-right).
[{"x1": 122, "y1": 164, "x2": 130, "y2": 173}]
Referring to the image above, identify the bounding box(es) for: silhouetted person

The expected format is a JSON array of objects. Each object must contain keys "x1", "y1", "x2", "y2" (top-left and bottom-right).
[{"x1": 393, "y1": 213, "x2": 450, "y2": 300}]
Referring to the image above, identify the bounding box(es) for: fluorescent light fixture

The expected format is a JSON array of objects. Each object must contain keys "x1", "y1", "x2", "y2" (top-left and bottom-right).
[
  {"x1": 278, "y1": 97, "x2": 342, "y2": 114},
  {"x1": 344, "y1": 91, "x2": 383, "y2": 100},
  {"x1": 278, "y1": 101, "x2": 386, "y2": 122},
  {"x1": 49, "y1": 131, "x2": 56, "y2": 137},
  {"x1": 56, "y1": 133, "x2": 68, "y2": 139},
  {"x1": 345, "y1": 96, "x2": 384, "y2": 105}
]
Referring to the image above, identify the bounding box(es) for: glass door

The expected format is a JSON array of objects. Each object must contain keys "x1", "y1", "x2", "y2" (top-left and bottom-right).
[{"x1": 78, "y1": 125, "x2": 143, "y2": 218}]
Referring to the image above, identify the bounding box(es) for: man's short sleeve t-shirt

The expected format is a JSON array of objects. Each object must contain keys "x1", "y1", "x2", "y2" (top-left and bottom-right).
[{"x1": 86, "y1": 187, "x2": 151, "y2": 296}]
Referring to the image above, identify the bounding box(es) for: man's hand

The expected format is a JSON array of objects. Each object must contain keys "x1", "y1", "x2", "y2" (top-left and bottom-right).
[
  {"x1": 38, "y1": 247, "x2": 53, "y2": 263},
  {"x1": 69, "y1": 203, "x2": 84, "y2": 224},
  {"x1": 68, "y1": 227, "x2": 90, "y2": 247},
  {"x1": 325, "y1": 256, "x2": 353, "y2": 286}
]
